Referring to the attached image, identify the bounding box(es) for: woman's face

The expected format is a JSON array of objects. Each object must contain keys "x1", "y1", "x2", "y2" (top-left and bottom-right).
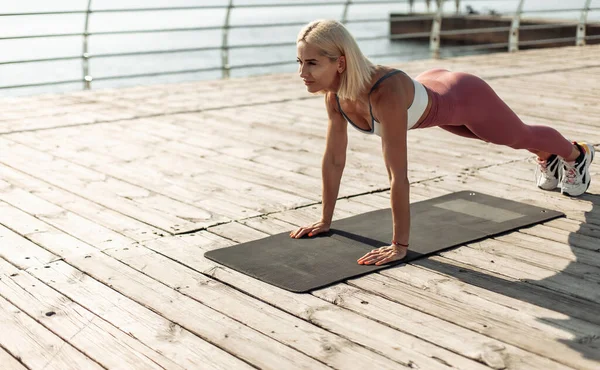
[{"x1": 296, "y1": 41, "x2": 343, "y2": 94}]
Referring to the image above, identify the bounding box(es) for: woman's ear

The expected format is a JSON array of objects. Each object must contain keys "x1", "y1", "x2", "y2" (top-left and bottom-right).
[{"x1": 337, "y1": 56, "x2": 346, "y2": 73}]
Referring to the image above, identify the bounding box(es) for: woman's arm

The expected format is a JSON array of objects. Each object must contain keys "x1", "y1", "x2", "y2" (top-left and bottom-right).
[
  {"x1": 290, "y1": 92, "x2": 347, "y2": 239},
  {"x1": 321, "y1": 92, "x2": 348, "y2": 224},
  {"x1": 357, "y1": 75, "x2": 412, "y2": 265}
]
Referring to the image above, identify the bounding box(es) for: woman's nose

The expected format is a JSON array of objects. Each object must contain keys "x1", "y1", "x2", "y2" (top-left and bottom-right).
[{"x1": 299, "y1": 64, "x2": 308, "y2": 78}]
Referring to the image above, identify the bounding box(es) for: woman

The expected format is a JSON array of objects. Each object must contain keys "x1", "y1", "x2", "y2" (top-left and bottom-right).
[{"x1": 289, "y1": 20, "x2": 595, "y2": 266}]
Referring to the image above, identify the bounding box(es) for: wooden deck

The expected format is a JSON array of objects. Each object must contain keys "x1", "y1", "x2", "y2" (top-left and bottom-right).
[{"x1": 0, "y1": 44, "x2": 599, "y2": 370}]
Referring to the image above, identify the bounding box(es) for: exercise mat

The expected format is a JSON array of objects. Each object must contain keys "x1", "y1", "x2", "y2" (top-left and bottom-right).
[{"x1": 204, "y1": 191, "x2": 564, "y2": 292}]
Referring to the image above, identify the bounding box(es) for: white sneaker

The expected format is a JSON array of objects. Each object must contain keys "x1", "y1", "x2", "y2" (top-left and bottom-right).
[
  {"x1": 536, "y1": 154, "x2": 561, "y2": 190},
  {"x1": 561, "y1": 142, "x2": 595, "y2": 197}
]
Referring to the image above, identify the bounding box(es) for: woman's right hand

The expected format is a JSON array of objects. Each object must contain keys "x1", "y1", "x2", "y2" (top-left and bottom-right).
[{"x1": 289, "y1": 220, "x2": 331, "y2": 239}]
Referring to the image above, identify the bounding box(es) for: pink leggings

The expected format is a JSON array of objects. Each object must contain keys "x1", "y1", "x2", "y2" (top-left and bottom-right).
[{"x1": 414, "y1": 69, "x2": 573, "y2": 158}]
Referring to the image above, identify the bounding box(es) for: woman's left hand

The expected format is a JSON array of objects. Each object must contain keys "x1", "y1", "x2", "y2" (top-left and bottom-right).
[{"x1": 357, "y1": 245, "x2": 408, "y2": 265}]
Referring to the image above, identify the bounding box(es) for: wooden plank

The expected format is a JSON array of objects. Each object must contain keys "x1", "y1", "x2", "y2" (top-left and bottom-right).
[
  {"x1": 205, "y1": 220, "x2": 570, "y2": 370},
  {"x1": 1, "y1": 193, "x2": 326, "y2": 369},
  {"x1": 5, "y1": 212, "x2": 220, "y2": 367},
  {"x1": 544, "y1": 218, "x2": 600, "y2": 239},
  {"x1": 414, "y1": 171, "x2": 596, "y2": 224},
  {"x1": 496, "y1": 231, "x2": 600, "y2": 267},
  {"x1": 26, "y1": 260, "x2": 255, "y2": 370},
  {"x1": 0, "y1": 202, "x2": 102, "y2": 259},
  {"x1": 0, "y1": 224, "x2": 58, "y2": 269},
  {"x1": 0, "y1": 259, "x2": 184, "y2": 370},
  {"x1": 138, "y1": 228, "x2": 492, "y2": 370},
  {"x1": 470, "y1": 238, "x2": 600, "y2": 284},
  {"x1": 0, "y1": 293, "x2": 103, "y2": 370},
  {"x1": 382, "y1": 261, "x2": 600, "y2": 341},
  {"x1": 474, "y1": 162, "x2": 600, "y2": 210},
  {"x1": 0, "y1": 163, "x2": 166, "y2": 242},
  {"x1": 103, "y1": 243, "x2": 413, "y2": 369},
  {"x1": 0, "y1": 137, "x2": 227, "y2": 233},
  {"x1": 35, "y1": 256, "x2": 331, "y2": 370},
  {"x1": 256, "y1": 206, "x2": 594, "y2": 369},
  {"x1": 7, "y1": 128, "x2": 322, "y2": 213},
  {"x1": 0, "y1": 183, "x2": 134, "y2": 252},
  {"x1": 439, "y1": 242, "x2": 600, "y2": 304},
  {"x1": 0, "y1": 347, "x2": 27, "y2": 370},
  {"x1": 404, "y1": 256, "x2": 600, "y2": 329},
  {"x1": 347, "y1": 271, "x2": 598, "y2": 370}
]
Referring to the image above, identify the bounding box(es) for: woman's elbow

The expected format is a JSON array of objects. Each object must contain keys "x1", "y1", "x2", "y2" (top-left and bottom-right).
[{"x1": 390, "y1": 171, "x2": 409, "y2": 185}]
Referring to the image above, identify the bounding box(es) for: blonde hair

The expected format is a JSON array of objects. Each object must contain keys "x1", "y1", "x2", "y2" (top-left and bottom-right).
[{"x1": 297, "y1": 19, "x2": 375, "y2": 101}]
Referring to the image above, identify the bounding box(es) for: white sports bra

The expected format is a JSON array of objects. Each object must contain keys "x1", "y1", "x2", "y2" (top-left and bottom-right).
[{"x1": 335, "y1": 69, "x2": 428, "y2": 136}]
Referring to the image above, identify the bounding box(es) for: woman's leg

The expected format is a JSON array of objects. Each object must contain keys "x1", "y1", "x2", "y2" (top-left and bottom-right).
[
  {"x1": 447, "y1": 72, "x2": 576, "y2": 159},
  {"x1": 423, "y1": 70, "x2": 595, "y2": 196},
  {"x1": 438, "y1": 125, "x2": 481, "y2": 140}
]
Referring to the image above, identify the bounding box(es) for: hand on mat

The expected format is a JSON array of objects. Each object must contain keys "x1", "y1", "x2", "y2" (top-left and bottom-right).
[
  {"x1": 357, "y1": 245, "x2": 408, "y2": 266},
  {"x1": 289, "y1": 220, "x2": 330, "y2": 239}
]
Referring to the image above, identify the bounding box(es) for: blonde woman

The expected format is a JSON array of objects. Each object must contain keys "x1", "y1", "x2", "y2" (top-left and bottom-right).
[{"x1": 289, "y1": 20, "x2": 595, "y2": 266}]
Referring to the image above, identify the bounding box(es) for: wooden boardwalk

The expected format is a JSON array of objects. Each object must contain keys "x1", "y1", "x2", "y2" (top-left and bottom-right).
[{"x1": 0, "y1": 44, "x2": 599, "y2": 370}]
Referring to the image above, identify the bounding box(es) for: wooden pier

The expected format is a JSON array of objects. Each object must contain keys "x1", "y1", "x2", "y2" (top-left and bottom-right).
[
  {"x1": 0, "y1": 44, "x2": 599, "y2": 369},
  {"x1": 391, "y1": 13, "x2": 600, "y2": 49}
]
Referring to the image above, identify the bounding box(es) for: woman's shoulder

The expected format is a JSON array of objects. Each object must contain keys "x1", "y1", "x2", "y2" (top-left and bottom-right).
[
  {"x1": 324, "y1": 91, "x2": 343, "y2": 115},
  {"x1": 369, "y1": 66, "x2": 410, "y2": 93},
  {"x1": 369, "y1": 67, "x2": 413, "y2": 107}
]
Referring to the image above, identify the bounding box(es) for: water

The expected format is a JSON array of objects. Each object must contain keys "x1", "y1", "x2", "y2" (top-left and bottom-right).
[{"x1": 0, "y1": 0, "x2": 597, "y2": 96}]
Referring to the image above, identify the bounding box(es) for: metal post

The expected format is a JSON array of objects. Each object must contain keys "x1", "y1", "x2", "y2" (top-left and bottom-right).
[
  {"x1": 341, "y1": 0, "x2": 351, "y2": 23},
  {"x1": 509, "y1": 0, "x2": 525, "y2": 53},
  {"x1": 430, "y1": 0, "x2": 444, "y2": 59},
  {"x1": 221, "y1": 0, "x2": 234, "y2": 79},
  {"x1": 455, "y1": 0, "x2": 460, "y2": 14},
  {"x1": 82, "y1": 0, "x2": 93, "y2": 90},
  {"x1": 577, "y1": 0, "x2": 592, "y2": 46}
]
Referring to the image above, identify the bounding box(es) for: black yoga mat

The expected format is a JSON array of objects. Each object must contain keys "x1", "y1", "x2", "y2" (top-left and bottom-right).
[{"x1": 204, "y1": 191, "x2": 564, "y2": 292}]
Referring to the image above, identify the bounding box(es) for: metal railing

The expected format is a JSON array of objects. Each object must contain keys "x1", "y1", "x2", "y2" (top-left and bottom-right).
[{"x1": 0, "y1": 0, "x2": 598, "y2": 94}]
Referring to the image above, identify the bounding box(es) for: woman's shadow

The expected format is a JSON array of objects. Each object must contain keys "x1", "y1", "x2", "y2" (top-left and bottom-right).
[{"x1": 423, "y1": 191, "x2": 600, "y2": 362}]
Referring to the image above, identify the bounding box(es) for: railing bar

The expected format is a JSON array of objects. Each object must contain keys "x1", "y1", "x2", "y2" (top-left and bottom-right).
[
  {"x1": 91, "y1": 47, "x2": 223, "y2": 58},
  {"x1": 438, "y1": 22, "x2": 586, "y2": 37},
  {"x1": 8, "y1": 33, "x2": 445, "y2": 62},
  {"x1": 0, "y1": 11, "x2": 87, "y2": 16},
  {"x1": 229, "y1": 60, "x2": 298, "y2": 70},
  {"x1": 439, "y1": 27, "x2": 510, "y2": 36},
  {"x1": 585, "y1": 34, "x2": 600, "y2": 40},
  {"x1": 519, "y1": 22, "x2": 581, "y2": 30},
  {"x1": 0, "y1": 33, "x2": 83, "y2": 40},
  {"x1": 520, "y1": 7, "x2": 595, "y2": 14},
  {"x1": 442, "y1": 42, "x2": 511, "y2": 52},
  {"x1": 92, "y1": 1, "x2": 411, "y2": 11},
  {"x1": 388, "y1": 15, "x2": 436, "y2": 22},
  {"x1": 229, "y1": 42, "x2": 295, "y2": 49},
  {"x1": 4, "y1": 34, "x2": 589, "y2": 66},
  {"x1": 0, "y1": 15, "x2": 440, "y2": 40},
  {"x1": 82, "y1": 0, "x2": 93, "y2": 90},
  {"x1": 93, "y1": 26, "x2": 225, "y2": 35},
  {"x1": 486, "y1": 7, "x2": 600, "y2": 17},
  {"x1": 389, "y1": 32, "x2": 432, "y2": 40},
  {"x1": 366, "y1": 51, "x2": 433, "y2": 59},
  {"x1": 0, "y1": 56, "x2": 82, "y2": 65},
  {"x1": 2, "y1": 18, "x2": 586, "y2": 41},
  {"x1": 518, "y1": 36, "x2": 578, "y2": 46},
  {"x1": 3, "y1": 3, "x2": 594, "y2": 17},
  {"x1": 0, "y1": 1, "x2": 412, "y2": 16},
  {"x1": 0, "y1": 79, "x2": 83, "y2": 90},
  {"x1": 93, "y1": 67, "x2": 223, "y2": 81}
]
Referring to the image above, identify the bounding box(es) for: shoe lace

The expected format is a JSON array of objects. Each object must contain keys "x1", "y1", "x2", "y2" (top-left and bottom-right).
[
  {"x1": 562, "y1": 161, "x2": 578, "y2": 185},
  {"x1": 534, "y1": 158, "x2": 551, "y2": 182}
]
